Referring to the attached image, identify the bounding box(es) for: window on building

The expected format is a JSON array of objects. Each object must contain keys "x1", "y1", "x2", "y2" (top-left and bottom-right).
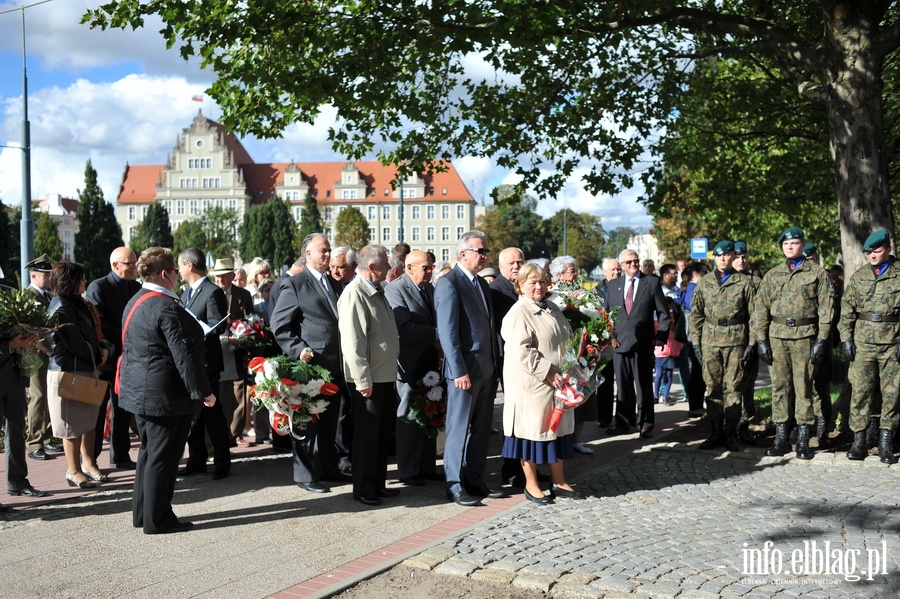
[
  {"x1": 426, "y1": 226, "x2": 435, "y2": 241},
  {"x1": 382, "y1": 227, "x2": 390, "y2": 241},
  {"x1": 342, "y1": 190, "x2": 357, "y2": 199},
  {"x1": 142, "y1": 206, "x2": 149, "y2": 218},
  {"x1": 457, "y1": 205, "x2": 465, "y2": 219},
  {"x1": 369, "y1": 227, "x2": 376, "y2": 239},
  {"x1": 442, "y1": 248, "x2": 450, "y2": 261},
  {"x1": 402, "y1": 188, "x2": 416, "y2": 199},
  {"x1": 457, "y1": 226, "x2": 465, "y2": 239},
  {"x1": 412, "y1": 227, "x2": 420, "y2": 241},
  {"x1": 128, "y1": 207, "x2": 135, "y2": 221},
  {"x1": 442, "y1": 205, "x2": 450, "y2": 219},
  {"x1": 441, "y1": 226, "x2": 450, "y2": 241},
  {"x1": 202, "y1": 177, "x2": 221, "y2": 188},
  {"x1": 179, "y1": 178, "x2": 198, "y2": 189},
  {"x1": 216, "y1": 199, "x2": 224, "y2": 209},
  {"x1": 229, "y1": 199, "x2": 237, "y2": 209},
  {"x1": 397, "y1": 227, "x2": 403, "y2": 241},
  {"x1": 412, "y1": 205, "x2": 420, "y2": 219},
  {"x1": 370, "y1": 189, "x2": 376, "y2": 196},
  {"x1": 189, "y1": 200, "x2": 199, "y2": 215},
  {"x1": 294, "y1": 207, "x2": 303, "y2": 221},
  {"x1": 325, "y1": 207, "x2": 333, "y2": 221},
  {"x1": 367, "y1": 206, "x2": 376, "y2": 220},
  {"x1": 426, "y1": 205, "x2": 435, "y2": 219},
  {"x1": 176, "y1": 200, "x2": 185, "y2": 215},
  {"x1": 382, "y1": 205, "x2": 391, "y2": 220}
]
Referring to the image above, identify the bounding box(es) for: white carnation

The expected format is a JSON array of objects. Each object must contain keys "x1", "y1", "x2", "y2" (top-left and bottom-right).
[{"x1": 426, "y1": 386, "x2": 444, "y2": 401}]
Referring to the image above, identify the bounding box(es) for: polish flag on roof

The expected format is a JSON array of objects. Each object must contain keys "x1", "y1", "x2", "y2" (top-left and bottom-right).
[{"x1": 192, "y1": 95, "x2": 204, "y2": 102}]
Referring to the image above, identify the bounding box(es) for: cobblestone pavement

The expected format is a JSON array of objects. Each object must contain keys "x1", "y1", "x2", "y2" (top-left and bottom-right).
[{"x1": 404, "y1": 443, "x2": 900, "y2": 598}]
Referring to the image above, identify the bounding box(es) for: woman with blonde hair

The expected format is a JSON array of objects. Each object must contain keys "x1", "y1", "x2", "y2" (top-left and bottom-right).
[
  {"x1": 500, "y1": 262, "x2": 586, "y2": 504},
  {"x1": 243, "y1": 257, "x2": 273, "y2": 295}
]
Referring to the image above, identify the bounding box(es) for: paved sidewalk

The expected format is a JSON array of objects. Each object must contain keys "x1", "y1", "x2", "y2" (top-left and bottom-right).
[{"x1": 1, "y1": 368, "x2": 897, "y2": 598}]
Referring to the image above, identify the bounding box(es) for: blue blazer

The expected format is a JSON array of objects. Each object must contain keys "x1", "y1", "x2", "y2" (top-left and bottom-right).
[{"x1": 434, "y1": 266, "x2": 498, "y2": 382}]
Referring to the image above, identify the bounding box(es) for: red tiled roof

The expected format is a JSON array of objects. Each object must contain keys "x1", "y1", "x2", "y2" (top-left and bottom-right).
[{"x1": 118, "y1": 165, "x2": 164, "y2": 204}]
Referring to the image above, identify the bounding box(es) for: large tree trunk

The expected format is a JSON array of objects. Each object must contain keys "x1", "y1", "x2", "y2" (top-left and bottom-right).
[{"x1": 825, "y1": 12, "x2": 895, "y2": 280}]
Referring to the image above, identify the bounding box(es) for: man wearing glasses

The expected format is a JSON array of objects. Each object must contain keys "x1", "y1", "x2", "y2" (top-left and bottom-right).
[
  {"x1": 435, "y1": 231, "x2": 504, "y2": 506},
  {"x1": 605, "y1": 249, "x2": 670, "y2": 438},
  {"x1": 86, "y1": 247, "x2": 142, "y2": 469}
]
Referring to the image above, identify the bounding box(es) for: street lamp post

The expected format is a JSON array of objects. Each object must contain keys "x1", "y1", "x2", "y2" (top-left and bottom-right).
[{"x1": 19, "y1": 6, "x2": 34, "y2": 288}]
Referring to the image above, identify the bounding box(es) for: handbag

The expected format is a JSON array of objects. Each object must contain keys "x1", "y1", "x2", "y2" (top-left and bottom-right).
[{"x1": 58, "y1": 342, "x2": 108, "y2": 406}]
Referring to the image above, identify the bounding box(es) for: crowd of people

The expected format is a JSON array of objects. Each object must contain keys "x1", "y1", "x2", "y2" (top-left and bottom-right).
[{"x1": 1, "y1": 225, "x2": 897, "y2": 527}]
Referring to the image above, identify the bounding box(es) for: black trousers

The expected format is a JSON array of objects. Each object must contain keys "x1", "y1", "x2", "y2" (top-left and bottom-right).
[
  {"x1": 596, "y1": 361, "x2": 615, "y2": 425},
  {"x1": 350, "y1": 382, "x2": 395, "y2": 497},
  {"x1": 94, "y1": 371, "x2": 135, "y2": 465},
  {"x1": 612, "y1": 348, "x2": 655, "y2": 430},
  {"x1": 133, "y1": 413, "x2": 192, "y2": 533},
  {"x1": 185, "y1": 371, "x2": 231, "y2": 473},
  {"x1": 292, "y1": 386, "x2": 343, "y2": 483}
]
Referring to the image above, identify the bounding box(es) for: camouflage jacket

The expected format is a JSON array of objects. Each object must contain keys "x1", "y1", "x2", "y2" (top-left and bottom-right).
[
  {"x1": 837, "y1": 258, "x2": 900, "y2": 346},
  {"x1": 690, "y1": 270, "x2": 756, "y2": 348},
  {"x1": 751, "y1": 259, "x2": 835, "y2": 341}
]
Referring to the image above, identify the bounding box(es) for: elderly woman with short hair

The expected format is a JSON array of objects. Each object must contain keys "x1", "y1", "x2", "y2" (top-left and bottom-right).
[
  {"x1": 243, "y1": 257, "x2": 273, "y2": 295},
  {"x1": 549, "y1": 256, "x2": 579, "y2": 286},
  {"x1": 501, "y1": 262, "x2": 586, "y2": 504}
]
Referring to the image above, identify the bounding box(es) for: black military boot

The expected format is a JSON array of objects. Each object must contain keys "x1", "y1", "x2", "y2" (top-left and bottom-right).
[
  {"x1": 815, "y1": 416, "x2": 829, "y2": 448},
  {"x1": 766, "y1": 422, "x2": 790, "y2": 456},
  {"x1": 724, "y1": 420, "x2": 743, "y2": 452},
  {"x1": 878, "y1": 429, "x2": 898, "y2": 465},
  {"x1": 795, "y1": 424, "x2": 814, "y2": 460},
  {"x1": 699, "y1": 418, "x2": 725, "y2": 450},
  {"x1": 846, "y1": 431, "x2": 867, "y2": 460},
  {"x1": 866, "y1": 416, "x2": 880, "y2": 449}
]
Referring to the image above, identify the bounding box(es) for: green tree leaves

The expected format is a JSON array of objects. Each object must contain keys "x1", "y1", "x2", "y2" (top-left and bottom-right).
[
  {"x1": 334, "y1": 207, "x2": 370, "y2": 251},
  {"x1": 34, "y1": 212, "x2": 63, "y2": 263},
  {"x1": 75, "y1": 160, "x2": 124, "y2": 281},
  {"x1": 240, "y1": 198, "x2": 299, "y2": 269}
]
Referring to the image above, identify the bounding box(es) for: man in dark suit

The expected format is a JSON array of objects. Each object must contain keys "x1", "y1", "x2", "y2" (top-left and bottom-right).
[
  {"x1": 1, "y1": 285, "x2": 47, "y2": 504},
  {"x1": 385, "y1": 250, "x2": 441, "y2": 486},
  {"x1": 23, "y1": 255, "x2": 60, "y2": 461},
  {"x1": 605, "y1": 249, "x2": 670, "y2": 438},
  {"x1": 435, "y1": 230, "x2": 504, "y2": 506},
  {"x1": 270, "y1": 257, "x2": 306, "y2": 312},
  {"x1": 271, "y1": 233, "x2": 349, "y2": 493},
  {"x1": 85, "y1": 247, "x2": 142, "y2": 469},
  {"x1": 210, "y1": 258, "x2": 254, "y2": 446},
  {"x1": 177, "y1": 248, "x2": 231, "y2": 479}
]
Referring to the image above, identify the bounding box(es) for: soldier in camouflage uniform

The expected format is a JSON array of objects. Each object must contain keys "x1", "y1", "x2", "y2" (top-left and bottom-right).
[
  {"x1": 837, "y1": 229, "x2": 900, "y2": 464},
  {"x1": 733, "y1": 241, "x2": 761, "y2": 444},
  {"x1": 751, "y1": 227, "x2": 836, "y2": 459},
  {"x1": 691, "y1": 241, "x2": 757, "y2": 451}
]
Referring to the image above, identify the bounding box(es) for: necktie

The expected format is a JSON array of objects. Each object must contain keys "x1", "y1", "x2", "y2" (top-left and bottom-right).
[
  {"x1": 419, "y1": 286, "x2": 433, "y2": 316},
  {"x1": 321, "y1": 275, "x2": 336, "y2": 305},
  {"x1": 625, "y1": 277, "x2": 634, "y2": 314},
  {"x1": 184, "y1": 286, "x2": 193, "y2": 305}
]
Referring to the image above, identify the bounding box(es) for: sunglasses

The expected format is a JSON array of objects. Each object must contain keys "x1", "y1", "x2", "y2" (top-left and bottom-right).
[
  {"x1": 622, "y1": 259, "x2": 640, "y2": 265},
  {"x1": 463, "y1": 248, "x2": 491, "y2": 256}
]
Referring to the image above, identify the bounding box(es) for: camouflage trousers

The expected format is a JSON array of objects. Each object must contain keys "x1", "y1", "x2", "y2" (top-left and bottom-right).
[
  {"x1": 770, "y1": 337, "x2": 815, "y2": 425},
  {"x1": 701, "y1": 345, "x2": 745, "y2": 421},
  {"x1": 738, "y1": 352, "x2": 759, "y2": 421},
  {"x1": 811, "y1": 343, "x2": 833, "y2": 423},
  {"x1": 848, "y1": 343, "x2": 900, "y2": 432}
]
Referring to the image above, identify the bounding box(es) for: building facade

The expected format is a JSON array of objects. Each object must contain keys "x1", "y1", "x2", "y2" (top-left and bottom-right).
[
  {"x1": 115, "y1": 111, "x2": 482, "y2": 263},
  {"x1": 33, "y1": 193, "x2": 79, "y2": 261}
]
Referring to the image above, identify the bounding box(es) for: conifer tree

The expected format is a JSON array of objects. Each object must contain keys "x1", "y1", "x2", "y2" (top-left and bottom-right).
[
  {"x1": 75, "y1": 160, "x2": 123, "y2": 280},
  {"x1": 34, "y1": 211, "x2": 63, "y2": 262}
]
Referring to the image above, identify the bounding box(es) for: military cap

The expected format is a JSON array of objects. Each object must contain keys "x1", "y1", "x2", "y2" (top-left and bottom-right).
[
  {"x1": 778, "y1": 227, "x2": 804, "y2": 244},
  {"x1": 802, "y1": 242, "x2": 818, "y2": 257},
  {"x1": 733, "y1": 241, "x2": 748, "y2": 256},
  {"x1": 862, "y1": 229, "x2": 891, "y2": 252},
  {"x1": 712, "y1": 240, "x2": 735, "y2": 256},
  {"x1": 24, "y1": 254, "x2": 52, "y2": 272}
]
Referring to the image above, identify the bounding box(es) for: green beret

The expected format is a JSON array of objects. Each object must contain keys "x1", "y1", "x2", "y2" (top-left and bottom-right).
[
  {"x1": 862, "y1": 229, "x2": 891, "y2": 252},
  {"x1": 802, "y1": 242, "x2": 818, "y2": 257},
  {"x1": 778, "y1": 227, "x2": 804, "y2": 244},
  {"x1": 24, "y1": 254, "x2": 53, "y2": 272},
  {"x1": 733, "y1": 241, "x2": 747, "y2": 256},
  {"x1": 712, "y1": 240, "x2": 735, "y2": 256}
]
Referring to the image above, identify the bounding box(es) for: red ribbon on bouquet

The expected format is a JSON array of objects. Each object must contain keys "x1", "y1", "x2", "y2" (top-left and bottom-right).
[{"x1": 549, "y1": 376, "x2": 586, "y2": 432}]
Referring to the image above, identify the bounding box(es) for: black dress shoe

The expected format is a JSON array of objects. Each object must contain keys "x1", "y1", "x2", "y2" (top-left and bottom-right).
[
  {"x1": 640, "y1": 428, "x2": 653, "y2": 439},
  {"x1": 298, "y1": 481, "x2": 329, "y2": 493},
  {"x1": 115, "y1": 461, "x2": 137, "y2": 470},
  {"x1": 420, "y1": 472, "x2": 445, "y2": 481},
  {"x1": 508, "y1": 475, "x2": 526, "y2": 489},
  {"x1": 524, "y1": 488, "x2": 553, "y2": 504},
  {"x1": 352, "y1": 494, "x2": 382, "y2": 506},
  {"x1": 177, "y1": 466, "x2": 206, "y2": 475},
  {"x1": 0, "y1": 503, "x2": 10, "y2": 513},
  {"x1": 447, "y1": 490, "x2": 481, "y2": 506},
  {"x1": 28, "y1": 449, "x2": 51, "y2": 460},
  {"x1": 468, "y1": 484, "x2": 507, "y2": 499},
  {"x1": 398, "y1": 476, "x2": 426, "y2": 487},
  {"x1": 322, "y1": 473, "x2": 352, "y2": 483},
  {"x1": 606, "y1": 425, "x2": 632, "y2": 436},
  {"x1": 377, "y1": 488, "x2": 400, "y2": 498},
  {"x1": 258, "y1": 438, "x2": 273, "y2": 445},
  {"x1": 147, "y1": 521, "x2": 194, "y2": 535},
  {"x1": 43, "y1": 442, "x2": 63, "y2": 453},
  {"x1": 550, "y1": 484, "x2": 587, "y2": 500},
  {"x1": 211, "y1": 470, "x2": 229, "y2": 480},
  {"x1": 8, "y1": 486, "x2": 48, "y2": 498}
]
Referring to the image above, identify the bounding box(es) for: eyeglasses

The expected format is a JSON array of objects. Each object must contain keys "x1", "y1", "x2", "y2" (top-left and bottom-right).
[
  {"x1": 622, "y1": 259, "x2": 640, "y2": 265},
  {"x1": 117, "y1": 261, "x2": 137, "y2": 267},
  {"x1": 412, "y1": 264, "x2": 435, "y2": 271},
  {"x1": 463, "y1": 248, "x2": 491, "y2": 256}
]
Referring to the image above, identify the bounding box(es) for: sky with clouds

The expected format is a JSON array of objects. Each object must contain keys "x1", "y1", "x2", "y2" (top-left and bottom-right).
[{"x1": 0, "y1": 0, "x2": 652, "y2": 231}]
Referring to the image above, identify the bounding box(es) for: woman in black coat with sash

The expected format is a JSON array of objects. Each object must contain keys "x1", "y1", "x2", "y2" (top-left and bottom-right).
[{"x1": 118, "y1": 247, "x2": 215, "y2": 535}]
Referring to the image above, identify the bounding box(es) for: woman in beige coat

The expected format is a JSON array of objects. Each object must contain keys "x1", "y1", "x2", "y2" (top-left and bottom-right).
[{"x1": 500, "y1": 262, "x2": 586, "y2": 504}]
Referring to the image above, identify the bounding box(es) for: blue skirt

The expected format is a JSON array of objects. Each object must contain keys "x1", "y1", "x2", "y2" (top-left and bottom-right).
[{"x1": 501, "y1": 434, "x2": 574, "y2": 464}]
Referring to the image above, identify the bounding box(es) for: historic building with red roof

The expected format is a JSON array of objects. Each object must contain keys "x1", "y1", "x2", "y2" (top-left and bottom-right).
[{"x1": 115, "y1": 111, "x2": 482, "y2": 264}]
